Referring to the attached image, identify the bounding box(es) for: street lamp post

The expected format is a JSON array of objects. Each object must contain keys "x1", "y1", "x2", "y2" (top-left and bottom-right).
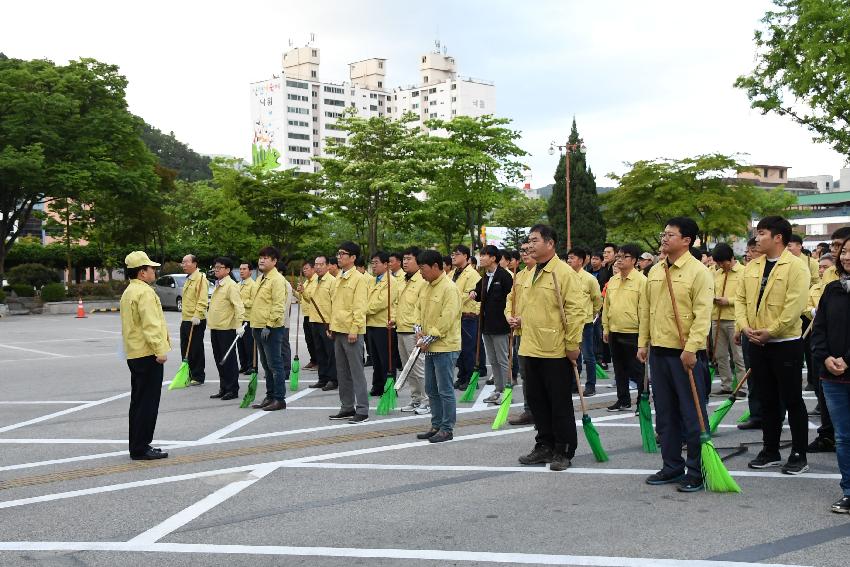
[{"x1": 549, "y1": 139, "x2": 586, "y2": 250}]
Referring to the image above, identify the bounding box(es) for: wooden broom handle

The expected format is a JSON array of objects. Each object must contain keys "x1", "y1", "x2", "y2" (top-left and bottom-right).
[
  {"x1": 387, "y1": 270, "x2": 393, "y2": 374},
  {"x1": 712, "y1": 271, "x2": 728, "y2": 363},
  {"x1": 551, "y1": 269, "x2": 587, "y2": 413},
  {"x1": 506, "y1": 266, "x2": 517, "y2": 380},
  {"x1": 663, "y1": 263, "x2": 707, "y2": 434}
]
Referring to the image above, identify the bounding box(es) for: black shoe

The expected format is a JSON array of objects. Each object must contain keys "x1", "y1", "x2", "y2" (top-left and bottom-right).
[
  {"x1": 711, "y1": 389, "x2": 733, "y2": 397},
  {"x1": 429, "y1": 430, "x2": 453, "y2": 443},
  {"x1": 242, "y1": 369, "x2": 254, "y2": 375},
  {"x1": 454, "y1": 380, "x2": 468, "y2": 391},
  {"x1": 583, "y1": 386, "x2": 596, "y2": 397},
  {"x1": 808, "y1": 404, "x2": 821, "y2": 417},
  {"x1": 518, "y1": 444, "x2": 553, "y2": 465},
  {"x1": 804, "y1": 384, "x2": 816, "y2": 392},
  {"x1": 600, "y1": 362, "x2": 609, "y2": 370},
  {"x1": 549, "y1": 452, "x2": 571, "y2": 471},
  {"x1": 646, "y1": 470, "x2": 686, "y2": 485},
  {"x1": 748, "y1": 450, "x2": 782, "y2": 469},
  {"x1": 781, "y1": 452, "x2": 808, "y2": 475},
  {"x1": 677, "y1": 477, "x2": 704, "y2": 492},
  {"x1": 369, "y1": 389, "x2": 383, "y2": 397},
  {"x1": 485, "y1": 378, "x2": 495, "y2": 386},
  {"x1": 131, "y1": 448, "x2": 168, "y2": 461},
  {"x1": 348, "y1": 414, "x2": 369, "y2": 424},
  {"x1": 210, "y1": 391, "x2": 225, "y2": 399},
  {"x1": 607, "y1": 402, "x2": 631, "y2": 412},
  {"x1": 221, "y1": 392, "x2": 238, "y2": 401},
  {"x1": 322, "y1": 381, "x2": 338, "y2": 391},
  {"x1": 262, "y1": 400, "x2": 286, "y2": 411},
  {"x1": 329, "y1": 410, "x2": 356, "y2": 420},
  {"x1": 831, "y1": 496, "x2": 850, "y2": 514},
  {"x1": 737, "y1": 418, "x2": 762, "y2": 430},
  {"x1": 251, "y1": 397, "x2": 272, "y2": 409},
  {"x1": 417, "y1": 428, "x2": 439, "y2": 440},
  {"x1": 807, "y1": 436, "x2": 836, "y2": 453},
  {"x1": 310, "y1": 382, "x2": 327, "y2": 389}
]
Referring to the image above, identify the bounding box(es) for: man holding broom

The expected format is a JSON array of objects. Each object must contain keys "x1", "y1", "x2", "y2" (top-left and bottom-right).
[
  {"x1": 638, "y1": 217, "x2": 715, "y2": 492},
  {"x1": 508, "y1": 224, "x2": 585, "y2": 471},
  {"x1": 208, "y1": 257, "x2": 245, "y2": 401},
  {"x1": 236, "y1": 262, "x2": 256, "y2": 375},
  {"x1": 307, "y1": 255, "x2": 337, "y2": 391},
  {"x1": 180, "y1": 254, "x2": 209, "y2": 386},
  {"x1": 249, "y1": 246, "x2": 288, "y2": 412},
  {"x1": 391, "y1": 246, "x2": 429, "y2": 414},
  {"x1": 365, "y1": 251, "x2": 397, "y2": 397},
  {"x1": 710, "y1": 243, "x2": 745, "y2": 398},
  {"x1": 450, "y1": 244, "x2": 482, "y2": 391},
  {"x1": 507, "y1": 242, "x2": 536, "y2": 426}
]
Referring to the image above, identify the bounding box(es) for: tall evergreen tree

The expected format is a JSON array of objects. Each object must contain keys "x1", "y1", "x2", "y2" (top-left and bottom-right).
[{"x1": 546, "y1": 119, "x2": 606, "y2": 255}]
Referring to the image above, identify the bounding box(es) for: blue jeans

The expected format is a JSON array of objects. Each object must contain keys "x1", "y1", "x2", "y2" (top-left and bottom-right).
[
  {"x1": 457, "y1": 318, "x2": 478, "y2": 383},
  {"x1": 576, "y1": 323, "x2": 597, "y2": 387},
  {"x1": 425, "y1": 351, "x2": 459, "y2": 432},
  {"x1": 822, "y1": 380, "x2": 850, "y2": 496},
  {"x1": 253, "y1": 327, "x2": 286, "y2": 401}
]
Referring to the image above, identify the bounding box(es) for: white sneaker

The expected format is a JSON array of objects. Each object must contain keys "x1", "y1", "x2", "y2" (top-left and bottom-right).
[
  {"x1": 400, "y1": 402, "x2": 421, "y2": 413},
  {"x1": 484, "y1": 393, "x2": 501, "y2": 404},
  {"x1": 414, "y1": 405, "x2": 431, "y2": 415}
]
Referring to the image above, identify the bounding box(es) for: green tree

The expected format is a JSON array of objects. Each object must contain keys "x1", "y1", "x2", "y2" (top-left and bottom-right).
[
  {"x1": 140, "y1": 122, "x2": 212, "y2": 181},
  {"x1": 0, "y1": 56, "x2": 159, "y2": 276},
  {"x1": 316, "y1": 111, "x2": 432, "y2": 256},
  {"x1": 424, "y1": 115, "x2": 528, "y2": 250},
  {"x1": 546, "y1": 119, "x2": 606, "y2": 254},
  {"x1": 735, "y1": 0, "x2": 850, "y2": 158},
  {"x1": 493, "y1": 192, "x2": 547, "y2": 249},
  {"x1": 602, "y1": 154, "x2": 796, "y2": 250}
]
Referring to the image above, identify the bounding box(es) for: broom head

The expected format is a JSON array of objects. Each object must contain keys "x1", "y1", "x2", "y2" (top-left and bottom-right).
[
  {"x1": 376, "y1": 376, "x2": 397, "y2": 415},
  {"x1": 289, "y1": 357, "x2": 300, "y2": 391},
  {"x1": 582, "y1": 414, "x2": 609, "y2": 462},
  {"x1": 709, "y1": 365, "x2": 716, "y2": 380},
  {"x1": 737, "y1": 409, "x2": 751, "y2": 423},
  {"x1": 168, "y1": 361, "x2": 190, "y2": 390},
  {"x1": 459, "y1": 370, "x2": 479, "y2": 402},
  {"x1": 491, "y1": 386, "x2": 513, "y2": 430},
  {"x1": 595, "y1": 364, "x2": 608, "y2": 380},
  {"x1": 708, "y1": 397, "x2": 735, "y2": 435},
  {"x1": 638, "y1": 392, "x2": 658, "y2": 453},
  {"x1": 700, "y1": 434, "x2": 741, "y2": 493},
  {"x1": 240, "y1": 371, "x2": 258, "y2": 408}
]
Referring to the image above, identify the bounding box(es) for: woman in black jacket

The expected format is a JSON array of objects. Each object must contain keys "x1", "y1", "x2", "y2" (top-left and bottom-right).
[{"x1": 811, "y1": 237, "x2": 850, "y2": 514}]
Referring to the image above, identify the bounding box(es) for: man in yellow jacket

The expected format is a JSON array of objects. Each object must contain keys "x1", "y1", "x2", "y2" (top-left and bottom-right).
[
  {"x1": 735, "y1": 216, "x2": 811, "y2": 474},
  {"x1": 450, "y1": 244, "x2": 483, "y2": 390},
  {"x1": 567, "y1": 247, "x2": 603, "y2": 397},
  {"x1": 236, "y1": 261, "x2": 256, "y2": 374},
  {"x1": 638, "y1": 217, "x2": 714, "y2": 492},
  {"x1": 365, "y1": 251, "x2": 398, "y2": 396},
  {"x1": 249, "y1": 246, "x2": 289, "y2": 412},
  {"x1": 507, "y1": 242, "x2": 536, "y2": 426},
  {"x1": 180, "y1": 254, "x2": 209, "y2": 386},
  {"x1": 120, "y1": 251, "x2": 170, "y2": 461},
  {"x1": 328, "y1": 241, "x2": 370, "y2": 424},
  {"x1": 709, "y1": 243, "x2": 745, "y2": 397},
  {"x1": 307, "y1": 255, "x2": 338, "y2": 390},
  {"x1": 822, "y1": 226, "x2": 850, "y2": 285},
  {"x1": 391, "y1": 246, "x2": 429, "y2": 413},
  {"x1": 298, "y1": 260, "x2": 319, "y2": 370},
  {"x1": 208, "y1": 257, "x2": 246, "y2": 401},
  {"x1": 414, "y1": 249, "x2": 462, "y2": 444},
  {"x1": 508, "y1": 224, "x2": 585, "y2": 471}
]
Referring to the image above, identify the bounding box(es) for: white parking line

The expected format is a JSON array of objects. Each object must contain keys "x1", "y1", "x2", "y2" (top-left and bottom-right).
[
  {"x1": 0, "y1": 392, "x2": 130, "y2": 435},
  {"x1": 0, "y1": 344, "x2": 66, "y2": 358}
]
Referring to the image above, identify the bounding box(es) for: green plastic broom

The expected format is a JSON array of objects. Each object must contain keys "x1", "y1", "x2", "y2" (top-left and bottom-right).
[
  {"x1": 493, "y1": 268, "x2": 517, "y2": 430},
  {"x1": 168, "y1": 322, "x2": 195, "y2": 390},
  {"x1": 709, "y1": 369, "x2": 751, "y2": 434},
  {"x1": 638, "y1": 362, "x2": 658, "y2": 453},
  {"x1": 460, "y1": 276, "x2": 486, "y2": 403},
  {"x1": 289, "y1": 297, "x2": 300, "y2": 391},
  {"x1": 377, "y1": 272, "x2": 397, "y2": 414},
  {"x1": 595, "y1": 363, "x2": 608, "y2": 380},
  {"x1": 240, "y1": 342, "x2": 258, "y2": 408}
]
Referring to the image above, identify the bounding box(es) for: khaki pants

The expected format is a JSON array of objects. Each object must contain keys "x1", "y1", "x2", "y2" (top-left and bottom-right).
[
  {"x1": 398, "y1": 332, "x2": 426, "y2": 404},
  {"x1": 712, "y1": 320, "x2": 746, "y2": 393}
]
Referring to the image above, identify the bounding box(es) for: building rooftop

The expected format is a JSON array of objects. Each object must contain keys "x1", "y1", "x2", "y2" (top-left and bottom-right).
[{"x1": 795, "y1": 191, "x2": 850, "y2": 206}]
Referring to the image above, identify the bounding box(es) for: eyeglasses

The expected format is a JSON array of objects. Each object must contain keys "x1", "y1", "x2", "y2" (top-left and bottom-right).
[
  {"x1": 213, "y1": 265, "x2": 228, "y2": 270},
  {"x1": 614, "y1": 254, "x2": 633, "y2": 260},
  {"x1": 659, "y1": 232, "x2": 681, "y2": 240},
  {"x1": 337, "y1": 251, "x2": 351, "y2": 257}
]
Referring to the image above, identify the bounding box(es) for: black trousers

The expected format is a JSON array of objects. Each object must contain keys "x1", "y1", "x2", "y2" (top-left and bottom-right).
[
  {"x1": 610, "y1": 332, "x2": 644, "y2": 405},
  {"x1": 128, "y1": 355, "x2": 164, "y2": 457},
  {"x1": 310, "y1": 321, "x2": 337, "y2": 383},
  {"x1": 802, "y1": 316, "x2": 815, "y2": 388},
  {"x1": 366, "y1": 326, "x2": 391, "y2": 392},
  {"x1": 179, "y1": 319, "x2": 206, "y2": 382},
  {"x1": 749, "y1": 340, "x2": 809, "y2": 454},
  {"x1": 814, "y1": 366, "x2": 834, "y2": 438},
  {"x1": 304, "y1": 317, "x2": 317, "y2": 364},
  {"x1": 211, "y1": 329, "x2": 239, "y2": 395},
  {"x1": 236, "y1": 322, "x2": 254, "y2": 371},
  {"x1": 523, "y1": 356, "x2": 578, "y2": 457}
]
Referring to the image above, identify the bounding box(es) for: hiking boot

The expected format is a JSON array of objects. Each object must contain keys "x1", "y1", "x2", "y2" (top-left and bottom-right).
[
  {"x1": 807, "y1": 436, "x2": 836, "y2": 453},
  {"x1": 781, "y1": 452, "x2": 808, "y2": 475},
  {"x1": 400, "y1": 402, "x2": 421, "y2": 412},
  {"x1": 831, "y1": 496, "x2": 850, "y2": 514},
  {"x1": 518, "y1": 444, "x2": 553, "y2": 465},
  {"x1": 748, "y1": 450, "x2": 782, "y2": 469},
  {"x1": 509, "y1": 411, "x2": 534, "y2": 426},
  {"x1": 483, "y1": 392, "x2": 501, "y2": 404},
  {"x1": 251, "y1": 397, "x2": 272, "y2": 409},
  {"x1": 416, "y1": 428, "x2": 438, "y2": 440},
  {"x1": 646, "y1": 470, "x2": 686, "y2": 485},
  {"x1": 429, "y1": 430, "x2": 453, "y2": 443},
  {"x1": 262, "y1": 400, "x2": 286, "y2": 411},
  {"x1": 549, "y1": 452, "x2": 571, "y2": 471},
  {"x1": 676, "y1": 477, "x2": 704, "y2": 493}
]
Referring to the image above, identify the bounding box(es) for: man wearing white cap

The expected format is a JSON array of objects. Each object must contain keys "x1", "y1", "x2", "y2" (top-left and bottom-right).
[
  {"x1": 638, "y1": 252, "x2": 655, "y2": 277},
  {"x1": 120, "y1": 251, "x2": 171, "y2": 461}
]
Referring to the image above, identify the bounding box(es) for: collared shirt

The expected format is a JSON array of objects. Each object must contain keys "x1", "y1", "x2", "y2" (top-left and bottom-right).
[
  {"x1": 712, "y1": 263, "x2": 743, "y2": 321},
  {"x1": 604, "y1": 269, "x2": 647, "y2": 334},
  {"x1": 577, "y1": 269, "x2": 603, "y2": 324},
  {"x1": 639, "y1": 252, "x2": 714, "y2": 352},
  {"x1": 452, "y1": 264, "x2": 481, "y2": 314},
  {"x1": 805, "y1": 282, "x2": 823, "y2": 320},
  {"x1": 734, "y1": 248, "x2": 809, "y2": 340},
  {"x1": 822, "y1": 265, "x2": 838, "y2": 285},
  {"x1": 393, "y1": 271, "x2": 427, "y2": 333},
  {"x1": 249, "y1": 268, "x2": 288, "y2": 328},
  {"x1": 504, "y1": 266, "x2": 533, "y2": 336},
  {"x1": 330, "y1": 268, "x2": 368, "y2": 335},
  {"x1": 208, "y1": 277, "x2": 245, "y2": 330},
  {"x1": 120, "y1": 279, "x2": 171, "y2": 359},
  {"x1": 181, "y1": 269, "x2": 209, "y2": 321},
  {"x1": 516, "y1": 256, "x2": 585, "y2": 356},
  {"x1": 366, "y1": 271, "x2": 398, "y2": 327},
  {"x1": 310, "y1": 273, "x2": 336, "y2": 325},
  {"x1": 420, "y1": 272, "x2": 461, "y2": 352},
  {"x1": 238, "y1": 276, "x2": 256, "y2": 320},
  {"x1": 299, "y1": 273, "x2": 318, "y2": 320}
]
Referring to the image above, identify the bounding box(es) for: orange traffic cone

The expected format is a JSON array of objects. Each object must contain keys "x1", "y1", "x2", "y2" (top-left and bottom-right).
[{"x1": 75, "y1": 297, "x2": 87, "y2": 319}]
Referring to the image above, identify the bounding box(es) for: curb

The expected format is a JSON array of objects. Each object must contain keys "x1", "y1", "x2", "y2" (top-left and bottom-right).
[{"x1": 90, "y1": 307, "x2": 120, "y2": 313}]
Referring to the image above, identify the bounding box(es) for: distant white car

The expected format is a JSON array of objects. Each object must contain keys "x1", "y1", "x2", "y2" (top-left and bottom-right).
[{"x1": 152, "y1": 274, "x2": 214, "y2": 312}]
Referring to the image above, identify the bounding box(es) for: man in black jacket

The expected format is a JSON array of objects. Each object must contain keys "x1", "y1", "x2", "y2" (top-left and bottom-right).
[{"x1": 470, "y1": 245, "x2": 513, "y2": 404}]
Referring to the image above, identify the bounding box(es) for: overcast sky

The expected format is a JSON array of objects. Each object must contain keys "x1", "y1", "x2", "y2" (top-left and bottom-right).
[{"x1": 3, "y1": 0, "x2": 845, "y2": 188}]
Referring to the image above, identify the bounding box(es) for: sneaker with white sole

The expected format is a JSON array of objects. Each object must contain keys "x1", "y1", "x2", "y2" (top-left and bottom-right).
[
  {"x1": 748, "y1": 450, "x2": 782, "y2": 469},
  {"x1": 400, "y1": 402, "x2": 421, "y2": 413},
  {"x1": 414, "y1": 405, "x2": 431, "y2": 415},
  {"x1": 483, "y1": 393, "x2": 501, "y2": 404},
  {"x1": 781, "y1": 452, "x2": 808, "y2": 475}
]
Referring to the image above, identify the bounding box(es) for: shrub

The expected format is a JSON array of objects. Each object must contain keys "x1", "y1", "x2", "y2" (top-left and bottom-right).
[
  {"x1": 40, "y1": 282, "x2": 67, "y2": 302},
  {"x1": 7, "y1": 263, "x2": 61, "y2": 288},
  {"x1": 67, "y1": 282, "x2": 115, "y2": 298},
  {"x1": 11, "y1": 284, "x2": 34, "y2": 297},
  {"x1": 160, "y1": 261, "x2": 182, "y2": 276}
]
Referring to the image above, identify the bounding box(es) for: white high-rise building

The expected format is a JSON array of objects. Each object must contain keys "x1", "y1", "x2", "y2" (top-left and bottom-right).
[{"x1": 249, "y1": 43, "x2": 496, "y2": 173}]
